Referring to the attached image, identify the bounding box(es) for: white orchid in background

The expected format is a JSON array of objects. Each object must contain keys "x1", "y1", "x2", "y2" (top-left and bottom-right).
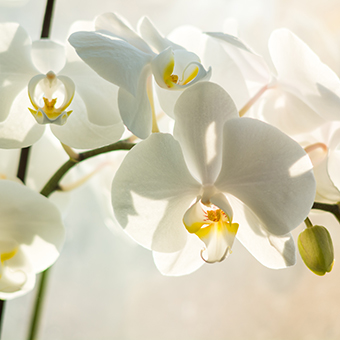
[
  {"x1": 0, "y1": 22, "x2": 124, "y2": 149},
  {"x1": 205, "y1": 28, "x2": 340, "y2": 135},
  {"x1": 111, "y1": 82, "x2": 316, "y2": 276},
  {"x1": 69, "y1": 12, "x2": 211, "y2": 139},
  {"x1": 300, "y1": 122, "x2": 340, "y2": 204},
  {"x1": 0, "y1": 180, "x2": 64, "y2": 299}
]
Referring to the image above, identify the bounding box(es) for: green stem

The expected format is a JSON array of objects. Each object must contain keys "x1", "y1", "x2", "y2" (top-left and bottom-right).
[
  {"x1": 312, "y1": 202, "x2": 340, "y2": 223},
  {"x1": 304, "y1": 217, "x2": 313, "y2": 228},
  {"x1": 40, "y1": 140, "x2": 135, "y2": 198},
  {"x1": 27, "y1": 269, "x2": 51, "y2": 340}
]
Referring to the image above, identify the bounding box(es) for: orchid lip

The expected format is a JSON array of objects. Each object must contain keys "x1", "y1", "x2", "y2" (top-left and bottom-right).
[{"x1": 28, "y1": 71, "x2": 75, "y2": 126}]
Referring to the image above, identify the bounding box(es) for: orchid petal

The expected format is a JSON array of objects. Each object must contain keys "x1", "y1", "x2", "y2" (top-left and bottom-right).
[
  {"x1": 31, "y1": 40, "x2": 66, "y2": 74},
  {"x1": 269, "y1": 28, "x2": 340, "y2": 121},
  {"x1": 0, "y1": 247, "x2": 36, "y2": 300},
  {"x1": 215, "y1": 117, "x2": 316, "y2": 235},
  {"x1": 0, "y1": 23, "x2": 37, "y2": 122},
  {"x1": 0, "y1": 88, "x2": 45, "y2": 148},
  {"x1": 258, "y1": 89, "x2": 326, "y2": 135},
  {"x1": 0, "y1": 180, "x2": 65, "y2": 273},
  {"x1": 153, "y1": 235, "x2": 204, "y2": 276},
  {"x1": 174, "y1": 82, "x2": 238, "y2": 185},
  {"x1": 227, "y1": 194, "x2": 296, "y2": 269},
  {"x1": 68, "y1": 31, "x2": 152, "y2": 97},
  {"x1": 51, "y1": 92, "x2": 124, "y2": 149},
  {"x1": 112, "y1": 133, "x2": 201, "y2": 252},
  {"x1": 206, "y1": 32, "x2": 271, "y2": 89},
  {"x1": 138, "y1": 16, "x2": 184, "y2": 53},
  {"x1": 117, "y1": 65, "x2": 152, "y2": 139},
  {"x1": 95, "y1": 12, "x2": 154, "y2": 55},
  {"x1": 61, "y1": 59, "x2": 121, "y2": 127}
]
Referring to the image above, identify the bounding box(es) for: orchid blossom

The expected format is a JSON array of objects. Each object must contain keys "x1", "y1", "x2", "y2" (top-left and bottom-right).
[
  {"x1": 0, "y1": 22, "x2": 124, "y2": 149},
  {"x1": 69, "y1": 12, "x2": 211, "y2": 139},
  {"x1": 0, "y1": 180, "x2": 64, "y2": 299},
  {"x1": 111, "y1": 82, "x2": 316, "y2": 275},
  {"x1": 205, "y1": 28, "x2": 340, "y2": 135}
]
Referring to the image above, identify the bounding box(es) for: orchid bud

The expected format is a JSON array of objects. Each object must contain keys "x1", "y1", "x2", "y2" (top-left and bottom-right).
[{"x1": 298, "y1": 225, "x2": 334, "y2": 276}]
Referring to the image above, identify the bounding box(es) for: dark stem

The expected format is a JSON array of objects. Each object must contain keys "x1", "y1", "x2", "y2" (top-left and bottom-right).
[
  {"x1": 0, "y1": 300, "x2": 5, "y2": 338},
  {"x1": 312, "y1": 202, "x2": 340, "y2": 223},
  {"x1": 16, "y1": 147, "x2": 31, "y2": 182},
  {"x1": 40, "y1": 0, "x2": 56, "y2": 39}
]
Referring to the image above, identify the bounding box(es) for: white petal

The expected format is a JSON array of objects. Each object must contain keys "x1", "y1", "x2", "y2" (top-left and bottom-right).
[
  {"x1": 258, "y1": 88, "x2": 326, "y2": 135},
  {"x1": 95, "y1": 12, "x2": 153, "y2": 55},
  {"x1": 0, "y1": 88, "x2": 45, "y2": 148},
  {"x1": 0, "y1": 23, "x2": 37, "y2": 122},
  {"x1": 51, "y1": 92, "x2": 124, "y2": 149},
  {"x1": 269, "y1": 28, "x2": 340, "y2": 121},
  {"x1": 227, "y1": 194, "x2": 296, "y2": 269},
  {"x1": 138, "y1": 16, "x2": 184, "y2": 53},
  {"x1": 206, "y1": 32, "x2": 271, "y2": 89},
  {"x1": 117, "y1": 65, "x2": 152, "y2": 139},
  {"x1": 215, "y1": 117, "x2": 316, "y2": 235},
  {"x1": 31, "y1": 40, "x2": 66, "y2": 74},
  {"x1": 174, "y1": 82, "x2": 239, "y2": 185},
  {"x1": 68, "y1": 31, "x2": 152, "y2": 97},
  {"x1": 61, "y1": 59, "x2": 122, "y2": 127},
  {"x1": 153, "y1": 235, "x2": 204, "y2": 276},
  {"x1": 112, "y1": 133, "x2": 201, "y2": 252},
  {"x1": 0, "y1": 180, "x2": 65, "y2": 273},
  {"x1": 0, "y1": 247, "x2": 36, "y2": 300}
]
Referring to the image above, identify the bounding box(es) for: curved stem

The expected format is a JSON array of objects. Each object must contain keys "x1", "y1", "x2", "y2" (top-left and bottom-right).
[
  {"x1": 312, "y1": 202, "x2": 340, "y2": 223},
  {"x1": 40, "y1": 140, "x2": 135, "y2": 198}
]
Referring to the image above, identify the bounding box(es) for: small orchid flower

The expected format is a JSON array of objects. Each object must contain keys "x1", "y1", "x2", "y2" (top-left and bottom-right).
[
  {"x1": 207, "y1": 28, "x2": 340, "y2": 135},
  {"x1": 0, "y1": 22, "x2": 124, "y2": 149},
  {"x1": 69, "y1": 12, "x2": 211, "y2": 139},
  {"x1": 0, "y1": 180, "x2": 64, "y2": 299},
  {"x1": 111, "y1": 82, "x2": 316, "y2": 275}
]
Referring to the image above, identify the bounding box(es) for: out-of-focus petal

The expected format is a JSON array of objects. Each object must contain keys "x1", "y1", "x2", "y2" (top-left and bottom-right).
[
  {"x1": 0, "y1": 88, "x2": 45, "y2": 148},
  {"x1": 138, "y1": 16, "x2": 184, "y2": 53},
  {"x1": 258, "y1": 88, "x2": 326, "y2": 136},
  {"x1": 215, "y1": 117, "x2": 316, "y2": 235},
  {"x1": 269, "y1": 28, "x2": 340, "y2": 121},
  {"x1": 0, "y1": 180, "x2": 65, "y2": 273},
  {"x1": 95, "y1": 12, "x2": 154, "y2": 55},
  {"x1": 206, "y1": 32, "x2": 271, "y2": 91},
  {"x1": 227, "y1": 194, "x2": 296, "y2": 269},
  {"x1": 0, "y1": 23, "x2": 37, "y2": 122},
  {"x1": 153, "y1": 235, "x2": 204, "y2": 276},
  {"x1": 112, "y1": 133, "x2": 201, "y2": 252},
  {"x1": 51, "y1": 92, "x2": 124, "y2": 149},
  {"x1": 31, "y1": 40, "x2": 66, "y2": 74},
  {"x1": 174, "y1": 82, "x2": 238, "y2": 185},
  {"x1": 68, "y1": 31, "x2": 152, "y2": 97}
]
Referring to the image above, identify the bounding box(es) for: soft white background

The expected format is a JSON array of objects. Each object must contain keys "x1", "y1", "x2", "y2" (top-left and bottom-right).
[{"x1": 2, "y1": 0, "x2": 340, "y2": 339}]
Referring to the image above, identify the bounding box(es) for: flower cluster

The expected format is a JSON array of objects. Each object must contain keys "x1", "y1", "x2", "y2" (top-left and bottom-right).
[{"x1": 1, "y1": 8, "x2": 340, "y2": 300}]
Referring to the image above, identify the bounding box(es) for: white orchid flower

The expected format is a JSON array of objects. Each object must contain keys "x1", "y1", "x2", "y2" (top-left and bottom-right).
[
  {"x1": 0, "y1": 22, "x2": 124, "y2": 149},
  {"x1": 68, "y1": 12, "x2": 211, "y2": 139},
  {"x1": 111, "y1": 82, "x2": 316, "y2": 276},
  {"x1": 207, "y1": 28, "x2": 340, "y2": 135},
  {"x1": 0, "y1": 180, "x2": 64, "y2": 299}
]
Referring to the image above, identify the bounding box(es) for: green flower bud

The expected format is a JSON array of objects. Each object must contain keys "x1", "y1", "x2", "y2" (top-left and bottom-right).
[{"x1": 298, "y1": 225, "x2": 334, "y2": 276}]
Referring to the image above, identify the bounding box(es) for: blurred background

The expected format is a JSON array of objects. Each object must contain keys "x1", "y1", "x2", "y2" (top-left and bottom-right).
[{"x1": 1, "y1": 0, "x2": 340, "y2": 339}]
